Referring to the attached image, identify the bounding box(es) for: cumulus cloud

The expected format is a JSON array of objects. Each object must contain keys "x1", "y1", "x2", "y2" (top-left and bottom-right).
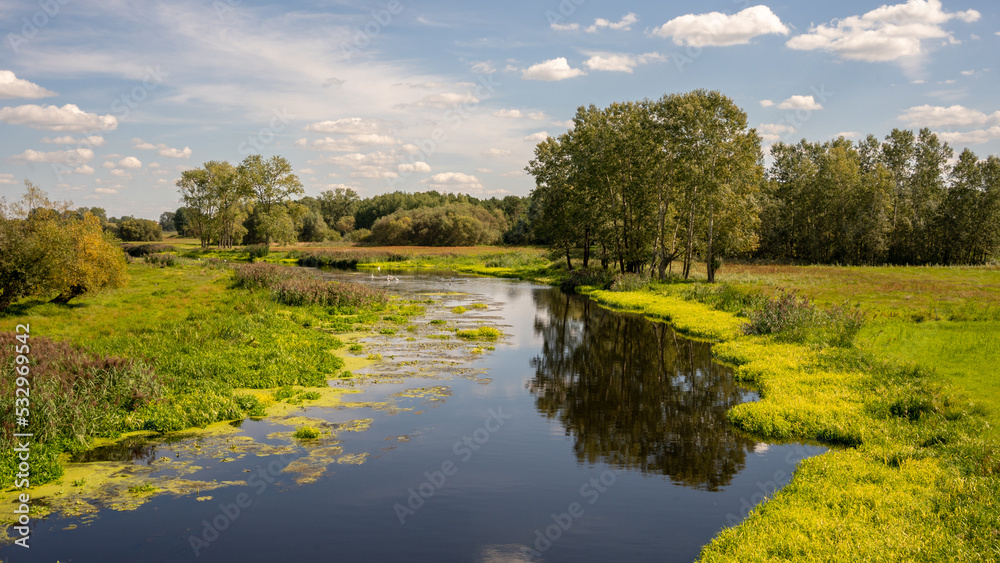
[
  {"x1": 523, "y1": 132, "x2": 549, "y2": 143},
  {"x1": 109, "y1": 169, "x2": 131, "y2": 178},
  {"x1": 550, "y1": 22, "x2": 579, "y2": 32},
  {"x1": 131, "y1": 138, "x2": 191, "y2": 158},
  {"x1": 786, "y1": 0, "x2": 981, "y2": 63},
  {"x1": 73, "y1": 165, "x2": 95, "y2": 175},
  {"x1": 310, "y1": 151, "x2": 400, "y2": 179},
  {"x1": 94, "y1": 187, "x2": 118, "y2": 195},
  {"x1": 586, "y1": 13, "x2": 638, "y2": 33},
  {"x1": 482, "y1": 148, "x2": 512, "y2": 158},
  {"x1": 760, "y1": 99, "x2": 776, "y2": 107},
  {"x1": 41, "y1": 135, "x2": 106, "y2": 146},
  {"x1": 0, "y1": 71, "x2": 56, "y2": 99},
  {"x1": 778, "y1": 95, "x2": 824, "y2": 111},
  {"x1": 899, "y1": 104, "x2": 1000, "y2": 128},
  {"x1": 420, "y1": 172, "x2": 483, "y2": 190},
  {"x1": 0, "y1": 104, "x2": 117, "y2": 132},
  {"x1": 307, "y1": 134, "x2": 400, "y2": 152},
  {"x1": 584, "y1": 52, "x2": 665, "y2": 73},
  {"x1": 653, "y1": 6, "x2": 789, "y2": 47},
  {"x1": 522, "y1": 58, "x2": 586, "y2": 81},
  {"x1": 397, "y1": 161, "x2": 431, "y2": 173},
  {"x1": 937, "y1": 127, "x2": 1000, "y2": 144},
  {"x1": 470, "y1": 61, "x2": 496, "y2": 74},
  {"x1": 102, "y1": 161, "x2": 115, "y2": 169},
  {"x1": 10, "y1": 148, "x2": 94, "y2": 165},
  {"x1": 493, "y1": 109, "x2": 524, "y2": 118},
  {"x1": 758, "y1": 123, "x2": 797, "y2": 142},
  {"x1": 303, "y1": 118, "x2": 389, "y2": 135},
  {"x1": 0, "y1": 173, "x2": 16, "y2": 185},
  {"x1": 118, "y1": 156, "x2": 143, "y2": 169}
]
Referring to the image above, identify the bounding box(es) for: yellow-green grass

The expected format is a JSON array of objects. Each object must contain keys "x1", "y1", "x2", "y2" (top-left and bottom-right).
[
  {"x1": 859, "y1": 320, "x2": 1000, "y2": 436},
  {"x1": 721, "y1": 263, "x2": 1000, "y2": 321}
]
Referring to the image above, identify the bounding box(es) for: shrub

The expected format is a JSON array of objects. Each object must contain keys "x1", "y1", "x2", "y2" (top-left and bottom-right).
[
  {"x1": 144, "y1": 253, "x2": 177, "y2": 267},
  {"x1": 244, "y1": 243, "x2": 270, "y2": 262},
  {"x1": 121, "y1": 243, "x2": 176, "y2": 257},
  {"x1": 609, "y1": 272, "x2": 650, "y2": 292},
  {"x1": 368, "y1": 203, "x2": 508, "y2": 246},
  {"x1": 269, "y1": 277, "x2": 389, "y2": 310},
  {"x1": 345, "y1": 228, "x2": 371, "y2": 243},
  {"x1": 560, "y1": 268, "x2": 616, "y2": 292},
  {"x1": 296, "y1": 250, "x2": 410, "y2": 269},
  {"x1": 742, "y1": 291, "x2": 816, "y2": 339}
]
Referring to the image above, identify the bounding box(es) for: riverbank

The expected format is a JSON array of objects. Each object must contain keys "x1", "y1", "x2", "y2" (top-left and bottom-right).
[{"x1": 329, "y1": 245, "x2": 1000, "y2": 560}]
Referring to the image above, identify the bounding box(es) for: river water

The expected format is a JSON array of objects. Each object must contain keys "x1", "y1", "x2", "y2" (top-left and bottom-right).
[{"x1": 3, "y1": 271, "x2": 823, "y2": 562}]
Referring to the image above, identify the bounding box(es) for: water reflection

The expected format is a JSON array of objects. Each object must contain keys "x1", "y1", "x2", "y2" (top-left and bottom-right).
[
  {"x1": 528, "y1": 289, "x2": 757, "y2": 491},
  {"x1": 69, "y1": 437, "x2": 157, "y2": 464}
]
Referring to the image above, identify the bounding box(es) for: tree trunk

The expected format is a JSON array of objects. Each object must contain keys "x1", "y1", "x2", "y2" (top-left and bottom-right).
[
  {"x1": 683, "y1": 201, "x2": 696, "y2": 279},
  {"x1": 565, "y1": 247, "x2": 573, "y2": 271},
  {"x1": 706, "y1": 203, "x2": 716, "y2": 283}
]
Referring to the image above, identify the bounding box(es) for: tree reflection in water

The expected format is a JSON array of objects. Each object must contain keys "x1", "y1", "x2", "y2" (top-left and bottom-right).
[{"x1": 528, "y1": 289, "x2": 758, "y2": 491}]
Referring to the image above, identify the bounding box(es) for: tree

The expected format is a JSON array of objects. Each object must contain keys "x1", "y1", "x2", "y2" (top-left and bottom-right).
[
  {"x1": 117, "y1": 218, "x2": 163, "y2": 241},
  {"x1": 239, "y1": 155, "x2": 304, "y2": 244},
  {"x1": 318, "y1": 187, "x2": 360, "y2": 229},
  {"x1": 158, "y1": 211, "x2": 176, "y2": 232},
  {"x1": 177, "y1": 161, "x2": 250, "y2": 249},
  {"x1": 0, "y1": 183, "x2": 128, "y2": 309},
  {"x1": 173, "y1": 207, "x2": 190, "y2": 234}
]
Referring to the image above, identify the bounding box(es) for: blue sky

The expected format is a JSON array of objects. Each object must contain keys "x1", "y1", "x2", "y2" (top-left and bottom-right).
[{"x1": 0, "y1": 0, "x2": 998, "y2": 218}]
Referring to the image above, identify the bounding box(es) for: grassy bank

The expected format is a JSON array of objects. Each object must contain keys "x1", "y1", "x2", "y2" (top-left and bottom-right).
[{"x1": 0, "y1": 257, "x2": 420, "y2": 487}]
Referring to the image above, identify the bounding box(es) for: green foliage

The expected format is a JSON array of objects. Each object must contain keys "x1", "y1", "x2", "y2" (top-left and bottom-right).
[
  {"x1": 456, "y1": 326, "x2": 502, "y2": 340},
  {"x1": 368, "y1": 203, "x2": 508, "y2": 246},
  {"x1": 296, "y1": 249, "x2": 410, "y2": 269},
  {"x1": 116, "y1": 218, "x2": 163, "y2": 242},
  {"x1": 451, "y1": 306, "x2": 467, "y2": 314},
  {"x1": 244, "y1": 243, "x2": 270, "y2": 262},
  {"x1": 559, "y1": 268, "x2": 616, "y2": 292},
  {"x1": 293, "y1": 426, "x2": 320, "y2": 439},
  {"x1": 144, "y1": 253, "x2": 177, "y2": 267},
  {"x1": 609, "y1": 272, "x2": 650, "y2": 292},
  {"x1": 122, "y1": 243, "x2": 176, "y2": 257},
  {"x1": 348, "y1": 343, "x2": 363, "y2": 353}
]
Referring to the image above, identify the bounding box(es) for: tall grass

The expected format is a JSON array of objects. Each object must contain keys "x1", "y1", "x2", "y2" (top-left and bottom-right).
[
  {"x1": 295, "y1": 249, "x2": 410, "y2": 269},
  {"x1": 232, "y1": 262, "x2": 388, "y2": 310}
]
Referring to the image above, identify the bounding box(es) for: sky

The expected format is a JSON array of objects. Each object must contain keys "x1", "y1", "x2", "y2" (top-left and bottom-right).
[{"x1": 0, "y1": 0, "x2": 998, "y2": 219}]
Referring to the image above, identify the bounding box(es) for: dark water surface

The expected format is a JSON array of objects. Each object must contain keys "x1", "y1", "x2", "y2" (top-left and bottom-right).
[{"x1": 3, "y1": 272, "x2": 823, "y2": 562}]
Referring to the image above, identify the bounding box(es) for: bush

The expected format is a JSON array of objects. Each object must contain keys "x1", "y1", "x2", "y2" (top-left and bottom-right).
[
  {"x1": 368, "y1": 203, "x2": 507, "y2": 246},
  {"x1": 144, "y1": 253, "x2": 177, "y2": 267},
  {"x1": 244, "y1": 243, "x2": 270, "y2": 262},
  {"x1": 559, "y1": 268, "x2": 616, "y2": 293},
  {"x1": 0, "y1": 334, "x2": 162, "y2": 486},
  {"x1": 742, "y1": 292, "x2": 865, "y2": 347},
  {"x1": 232, "y1": 262, "x2": 389, "y2": 310},
  {"x1": 293, "y1": 426, "x2": 320, "y2": 439},
  {"x1": 609, "y1": 272, "x2": 650, "y2": 292},
  {"x1": 345, "y1": 228, "x2": 371, "y2": 243},
  {"x1": 296, "y1": 250, "x2": 410, "y2": 269},
  {"x1": 121, "y1": 243, "x2": 176, "y2": 257},
  {"x1": 116, "y1": 218, "x2": 162, "y2": 242}
]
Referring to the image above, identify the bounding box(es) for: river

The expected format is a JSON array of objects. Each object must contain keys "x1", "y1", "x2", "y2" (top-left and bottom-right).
[{"x1": 3, "y1": 271, "x2": 823, "y2": 562}]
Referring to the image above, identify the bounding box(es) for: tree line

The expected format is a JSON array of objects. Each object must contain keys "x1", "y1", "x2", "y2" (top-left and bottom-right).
[
  {"x1": 526, "y1": 90, "x2": 762, "y2": 282},
  {"x1": 758, "y1": 131, "x2": 1000, "y2": 265},
  {"x1": 524, "y1": 91, "x2": 1000, "y2": 276},
  {"x1": 172, "y1": 160, "x2": 529, "y2": 247}
]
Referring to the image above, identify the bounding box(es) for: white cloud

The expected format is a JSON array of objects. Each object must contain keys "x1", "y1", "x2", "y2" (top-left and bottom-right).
[
  {"x1": 0, "y1": 71, "x2": 56, "y2": 99},
  {"x1": 397, "y1": 161, "x2": 431, "y2": 173},
  {"x1": 298, "y1": 168, "x2": 313, "y2": 174},
  {"x1": 758, "y1": 123, "x2": 797, "y2": 142},
  {"x1": 500, "y1": 170, "x2": 525, "y2": 178},
  {"x1": 95, "y1": 187, "x2": 118, "y2": 195},
  {"x1": 835, "y1": 132, "x2": 861, "y2": 139},
  {"x1": 403, "y1": 92, "x2": 479, "y2": 109},
  {"x1": 148, "y1": 162, "x2": 162, "y2": 169},
  {"x1": 524, "y1": 132, "x2": 549, "y2": 143},
  {"x1": 760, "y1": 99, "x2": 775, "y2": 107},
  {"x1": 778, "y1": 95, "x2": 824, "y2": 111},
  {"x1": 476, "y1": 168, "x2": 493, "y2": 174},
  {"x1": 899, "y1": 104, "x2": 1000, "y2": 128},
  {"x1": 471, "y1": 61, "x2": 496, "y2": 74},
  {"x1": 493, "y1": 109, "x2": 523, "y2": 118},
  {"x1": 0, "y1": 173, "x2": 16, "y2": 185},
  {"x1": 118, "y1": 156, "x2": 143, "y2": 169},
  {"x1": 786, "y1": 0, "x2": 981, "y2": 63},
  {"x1": 109, "y1": 169, "x2": 131, "y2": 178},
  {"x1": 420, "y1": 172, "x2": 482, "y2": 190},
  {"x1": 0, "y1": 104, "x2": 117, "y2": 132},
  {"x1": 132, "y1": 138, "x2": 191, "y2": 159},
  {"x1": 522, "y1": 58, "x2": 586, "y2": 81},
  {"x1": 584, "y1": 52, "x2": 665, "y2": 73},
  {"x1": 937, "y1": 127, "x2": 1000, "y2": 144},
  {"x1": 960, "y1": 70, "x2": 975, "y2": 76},
  {"x1": 482, "y1": 148, "x2": 513, "y2": 158},
  {"x1": 308, "y1": 134, "x2": 400, "y2": 152},
  {"x1": 550, "y1": 22, "x2": 579, "y2": 32},
  {"x1": 41, "y1": 135, "x2": 106, "y2": 146},
  {"x1": 102, "y1": 161, "x2": 115, "y2": 169},
  {"x1": 586, "y1": 13, "x2": 638, "y2": 34},
  {"x1": 653, "y1": 6, "x2": 789, "y2": 47},
  {"x1": 10, "y1": 148, "x2": 94, "y2": 165},
  {"x1": 303, "y1": 118, "x2": 389, "y2": 135},
  {"x1": 310, "y1": 151, "x2": 400, "y2": 179}
]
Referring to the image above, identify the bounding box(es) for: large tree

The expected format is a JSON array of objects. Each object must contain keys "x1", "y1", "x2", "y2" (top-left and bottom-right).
[{"x1": 238, "y1": 155, "x2": 304, "y2": 244}]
